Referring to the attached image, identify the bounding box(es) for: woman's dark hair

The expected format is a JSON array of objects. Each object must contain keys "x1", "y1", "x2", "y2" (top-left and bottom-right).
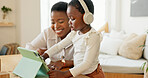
[
  {"x1": 69, "y1": 0, "x2": 94, "y2": 14},
  {"x1": 51, "y1": 2, "x2": 68, "y2": 12}
]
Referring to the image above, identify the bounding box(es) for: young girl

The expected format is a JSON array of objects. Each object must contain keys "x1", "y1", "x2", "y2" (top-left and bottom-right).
[{"x1": 42, "y1": 0, "x2": 105, "y2": 78}]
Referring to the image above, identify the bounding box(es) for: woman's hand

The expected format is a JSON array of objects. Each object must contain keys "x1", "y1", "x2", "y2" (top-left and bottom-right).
[
  {"x1": 37, "y1": 48, "x2": 47, "y2": 55},
  {"x1": 47, "y1": 70, "x2": 72, "y2": 78},
  {"x1": 48, "y1": 61, "x2": 64, "y2": 70},
  {"x1": 48, "y1": 70, "x2": 65, "y2": 78}
]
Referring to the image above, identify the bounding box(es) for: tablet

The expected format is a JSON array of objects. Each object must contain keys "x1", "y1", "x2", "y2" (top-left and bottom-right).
[{"x1": 13, "y1": 47, "x2": 50, "y2": 78}]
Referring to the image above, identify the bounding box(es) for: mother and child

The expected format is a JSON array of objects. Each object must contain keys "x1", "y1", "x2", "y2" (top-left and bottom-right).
[{"x1": 26, "y1": 0, "x2": 105, "y2": 78}]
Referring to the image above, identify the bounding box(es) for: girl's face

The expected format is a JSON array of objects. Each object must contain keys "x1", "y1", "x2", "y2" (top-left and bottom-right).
[
  {"x1": 51, "y1": 11, "x2": 71, "y2": 39},
  {"x1": 67, "y1": 5, "x2": 86, "y2": 31}
]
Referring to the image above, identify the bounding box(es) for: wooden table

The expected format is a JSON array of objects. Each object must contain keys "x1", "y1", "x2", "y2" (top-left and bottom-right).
[
  {"x1": 0, "y1": 54, "x2": 22, "y2": 78},
  {"x1": 0, "y1": 54, "x2": 22, "y2": 72},
  {"x1": 0, "y1": 54, "x2": 89, "y2": 78}
]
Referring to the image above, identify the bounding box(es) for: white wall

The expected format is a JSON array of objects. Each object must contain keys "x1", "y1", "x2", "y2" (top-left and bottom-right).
[
  {"x1": 0, "y1": 0, "x2": 41, "y2": 50},
  {"x1": 16, "y1": 0, "x2": 41, "y2": 47},
  {"x1": 0, "y1": 0, "x2": 16, "y2": 49},
  {"x1": 120, "y1": 0, "x2": 148, "y2": 34}
]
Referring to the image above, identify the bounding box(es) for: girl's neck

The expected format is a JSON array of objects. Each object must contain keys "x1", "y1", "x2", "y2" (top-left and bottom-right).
[{"x1": 79, "y1": 25, "x2": 91, "y2": 34}]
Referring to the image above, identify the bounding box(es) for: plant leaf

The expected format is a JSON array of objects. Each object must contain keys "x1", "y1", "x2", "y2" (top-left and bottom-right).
[
  {"x1": 139, "y1": 45, "x2": 145, "y2": 47},
  {"x1": 146, "y1": 67, "x2": 148, "y2": 72},
  {"x1": 1, "y1": 6, "x2": 12, "y2": 13},
  {"x1": 141, "y1": 62, "x2": 146, "y2": 71}
]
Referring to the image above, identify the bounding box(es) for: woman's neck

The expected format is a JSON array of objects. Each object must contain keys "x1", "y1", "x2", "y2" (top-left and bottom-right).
[{"x1": 60, "y1": 29, "x2": 71, "y2": 40}]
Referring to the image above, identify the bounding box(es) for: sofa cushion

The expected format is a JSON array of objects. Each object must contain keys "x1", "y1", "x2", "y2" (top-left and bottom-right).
[
  {"x1": 100, "y1": 36, "x2": 123, "y2": 55},
  {"x1": 109, "y1": 30, "x2": 126, "y2": 40},
  {"x1": 119, "y1": 33, "x2": 146, "y2": 60},
  {"x1": 99, "y1": 54, "x2": 146, "y2": 73}
]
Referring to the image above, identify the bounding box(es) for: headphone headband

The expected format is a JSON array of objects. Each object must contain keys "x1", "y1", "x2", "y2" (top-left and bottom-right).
[{"x1": 78, "y1": 0, "x2": 89, "y2": 13}]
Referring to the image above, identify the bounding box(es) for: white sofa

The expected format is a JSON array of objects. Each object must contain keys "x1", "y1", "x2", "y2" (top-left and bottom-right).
[{"x1": 98, "y1": 24, "x2": 147, "y2": 78}]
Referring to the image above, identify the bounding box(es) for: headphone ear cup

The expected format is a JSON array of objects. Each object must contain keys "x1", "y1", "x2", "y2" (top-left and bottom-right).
[{"x1": 83, "y1": 12, "x2": 94, "y2": 24}]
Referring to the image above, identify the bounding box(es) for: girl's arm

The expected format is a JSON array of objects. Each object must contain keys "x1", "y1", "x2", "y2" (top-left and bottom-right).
[{"x1": 42, "y1": 31, "x2": 75, "y2": 60}]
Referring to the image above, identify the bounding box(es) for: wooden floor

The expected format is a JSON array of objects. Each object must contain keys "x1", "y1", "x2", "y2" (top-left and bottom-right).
[{"x1": 105, "y1": 72, "x2": 144, "y2": 78}]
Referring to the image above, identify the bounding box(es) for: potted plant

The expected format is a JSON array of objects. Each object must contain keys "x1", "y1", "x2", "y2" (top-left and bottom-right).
[
  {"x1": 141, "y1": 62, "x2": 148, "y2": 78},
  {"x1": 1, "y1": 6, "x2": 12, "y2": 23},
  {"x1": 140, "y1": 30, "x2": 148, "y2": 78}
]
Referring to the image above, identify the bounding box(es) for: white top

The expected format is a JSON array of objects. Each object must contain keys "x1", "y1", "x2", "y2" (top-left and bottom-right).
[
  {"x1": 45, "y1": 28, "x2": 101, "y2": 77},
  {"x1": 25, "y1": 28, "x2": 74, "y2": 62}
]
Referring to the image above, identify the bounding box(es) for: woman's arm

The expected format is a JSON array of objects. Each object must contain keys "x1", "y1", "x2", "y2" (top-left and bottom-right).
[{"x1": 25, "y1": 28, "x2": 49, "y2": 50}]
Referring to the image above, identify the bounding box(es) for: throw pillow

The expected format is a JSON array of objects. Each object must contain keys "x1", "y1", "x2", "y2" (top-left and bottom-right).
[
  {"x1": 119, "y1": 33, "x2": 146, "y2": 60},
  {"x1": 100, "y1": 36, "x2": 123, "y2": 55},
  {"x1": 109, "y1": 30, "x2": 126, "y2": 40}
]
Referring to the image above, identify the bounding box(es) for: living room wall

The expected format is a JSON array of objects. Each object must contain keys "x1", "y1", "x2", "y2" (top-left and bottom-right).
[
  {"x1": 16, "y1": 0, "x2": 41, "y2": 47},
  {"x1": 0, "y1": 0, "x2": 41, "y2": 50},
  {"x1": 0, "y1": 0, "x2": 16, "y2": 50},
  {"x1": 120, "y1": 0, "x2": 148, "y2": 34},
  {"x1": 1, "y1": 0, "x2": 148, "y2": 50}
]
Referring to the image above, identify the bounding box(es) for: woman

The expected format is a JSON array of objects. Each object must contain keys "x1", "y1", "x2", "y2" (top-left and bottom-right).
[{"x1": 25, "y1": 2, "x2": 74, "y2": 70}]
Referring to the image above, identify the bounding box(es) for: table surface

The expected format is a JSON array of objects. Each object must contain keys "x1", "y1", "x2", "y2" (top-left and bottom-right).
[
  {"x1": 0, "y1": 54, "x2": 22, "y2": 78},
  {"x1": 0, "y1": 54, "x2": 22, "y2": 72},
  {"x1": 0, "y1": 54, "x2": 89, "y2": 78}
]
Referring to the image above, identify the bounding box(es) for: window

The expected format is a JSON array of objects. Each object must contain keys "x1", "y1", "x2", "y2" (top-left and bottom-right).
[
  {"x1": 40, "y1": 0, "x2": 49, "y2": 32},
  {"x1": 40, "y1": 0, "x2": 105, "y2": 31},
  {"x1": 92, "y1": 0, "x2": 105, "y2": 30}
]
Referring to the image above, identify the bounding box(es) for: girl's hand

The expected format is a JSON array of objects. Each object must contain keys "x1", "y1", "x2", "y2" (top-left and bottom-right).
[
  {"x1": 37, "y1": 48, "x2": 47, "y2": 55},
  {"x1": 41, "y1": 53, "x2": 49, "y2": 61}
]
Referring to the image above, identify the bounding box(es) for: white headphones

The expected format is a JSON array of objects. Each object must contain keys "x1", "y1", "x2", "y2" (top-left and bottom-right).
[{"x1": 78, "y1": 0, "x2": 94, "y2": 24}]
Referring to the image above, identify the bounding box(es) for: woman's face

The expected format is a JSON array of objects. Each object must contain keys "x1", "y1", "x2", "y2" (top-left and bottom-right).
[
  {"x1": 51, "y1": 11, "x2": 71, "y2": 39},
  {"x1": 67, "y1": 5, "x2": 86, "y2": 31}
]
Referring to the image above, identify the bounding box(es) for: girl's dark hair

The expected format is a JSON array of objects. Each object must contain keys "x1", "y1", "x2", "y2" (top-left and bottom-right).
[
  {"x1": 51, "y1": 2, "x2": 68, "y2": 12},
  {"x1": 69, "y1": 0, "x2": 94, "y2": 14}
]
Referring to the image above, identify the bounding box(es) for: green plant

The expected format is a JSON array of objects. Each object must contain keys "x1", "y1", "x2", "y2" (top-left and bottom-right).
[
  {"x1": 1, "y1": 6, "x2": 12, "y2": 20},
  {"x1": 1, "y1": 6, "x2": 12, "y2": 13},
  {"x1": 139, "y1": 46, "x2": 148, "y2": 73},
  {"x1": 141, "y1": 61, "x2": 148, "y2": 72},
  {"x1": 139, "y1": 34, "x2": 148, "y2": 72}
]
